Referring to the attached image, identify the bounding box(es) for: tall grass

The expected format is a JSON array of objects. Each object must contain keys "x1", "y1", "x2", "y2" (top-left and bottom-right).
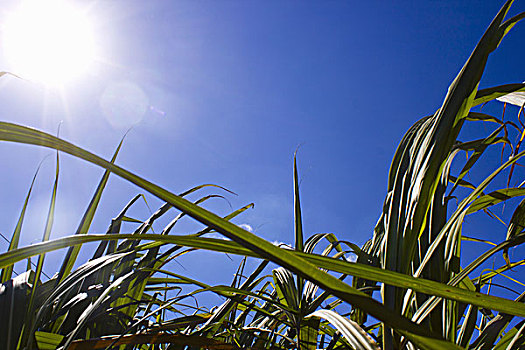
[{"x1": 0, "y1": 0, "x2": 525, "y2": 349}]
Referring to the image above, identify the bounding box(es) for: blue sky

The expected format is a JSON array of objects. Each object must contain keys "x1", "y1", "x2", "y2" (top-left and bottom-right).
[{"x1": 0, "y1": 1, "x2": 524, "y2": 296}]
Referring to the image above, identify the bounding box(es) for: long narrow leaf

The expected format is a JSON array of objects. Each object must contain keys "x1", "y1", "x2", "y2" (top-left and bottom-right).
[
  {"x1": 56, "y1": 137, "x2": 124, "y2": 282},
  {"x1": 1, "y1": 233, "x2": 524, "y2": 319},
  {"x1": 20, "y1": 149, "x2": 59, "y2": 348},
  {"x1": 0, "y1": 122, "x2": 462, "y2": 347},
  {"x1": 307, "y1": 309, "x2": 380, "y2": 350},
  {"x1": 1, "y1": 159, "x2": 45, "y2": 283}
]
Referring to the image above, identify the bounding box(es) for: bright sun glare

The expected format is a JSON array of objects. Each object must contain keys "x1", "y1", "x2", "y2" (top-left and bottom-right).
[{"x1": 3, "y1": 0, "x2": 96, "y2": 86}]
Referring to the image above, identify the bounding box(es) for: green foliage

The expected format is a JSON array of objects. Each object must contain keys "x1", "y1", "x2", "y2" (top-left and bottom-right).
[{"x1": 0, "y1": 1, "x2": 525, "y2": 349}]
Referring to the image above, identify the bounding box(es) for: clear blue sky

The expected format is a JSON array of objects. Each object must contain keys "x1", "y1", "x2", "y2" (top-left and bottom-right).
[{"x1": 0, "y1": 1, "x2": 524, "y2": 293}]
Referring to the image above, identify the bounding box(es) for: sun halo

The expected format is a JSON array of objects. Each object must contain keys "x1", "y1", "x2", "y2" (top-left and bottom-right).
[{"x1": 2, "y1": 0, "x2": 96, "y2": 86}]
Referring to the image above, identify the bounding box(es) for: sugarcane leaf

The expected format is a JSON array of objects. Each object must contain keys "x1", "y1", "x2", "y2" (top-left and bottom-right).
[
  {"x1": 56, "y1": 136, "x2": 124, "y2": 283},
  {"x1": 468, "y1": 188, "x2": 525, "y2": 214},
  {"x1": 466, "y1": 111, "x2": 505, "y2": 124},
  {"x1": 415, "y1": 148, "x2": 525, "y2": 281},
  {"x1": 477, "y1": 259, "x2": 525, "y2": 286},
  {"x1": 67, "y1": 333, "x2": 239, "y2": 350},
  {"x1": 457, "y1": 303, "x2": 478, "y2": 348},
  {"x1": 20, "y1": 148, "x2": 59, "y2": 348},
  {"x1": 473, "y1": 83, "x2": 525, "y2": 106},
  {"x1": 470, "y1": 292, "x2": 525, "y2": 350},
  {"x1": 506, "y1": 198, "x2": 525, "y2": 241},
  {"x1": 294, "y1": 152, "x2": 304, "y2": 254},
  {"x1": 201, "y1": 260, "x2": 269, "y2": 334},
  {"x1": 299, "y1": 316, "x2": 320, "y2": 350},
  {"x1": 493, "y1": 320, "x2": 525, "y2": 350},
  {"x1": 272, "y1": 267, "x2": 299, "y2": 312},
  {"x1": 0, "y1": 122, "x2": 462, "y2": 345},
  {"x1": 34, "y1": 331, "x2": 63, "y2": 350},
  {"x1": 307, "y1": 309, "x2": 380, "y2": 350},
  {"x1": 1, "y1": 159, "x2": 45, "y2": 283},
  {"x1": 412, "y1": 235, "x2": 525, "y2": 324},
  {"x1": 294, "y1": 152, "x2": 305, "y2": 306},
  {"x1": 0, "y1": 271, "x2": 33, "y2": 350},
  {"x1": 1, "y1": 233, "x2": 524, "y2": 319}
]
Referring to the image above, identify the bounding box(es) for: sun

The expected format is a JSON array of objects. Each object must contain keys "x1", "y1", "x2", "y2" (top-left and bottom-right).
[{"x1": 3, "y1": 0, "x2": 96, "y2": 86}]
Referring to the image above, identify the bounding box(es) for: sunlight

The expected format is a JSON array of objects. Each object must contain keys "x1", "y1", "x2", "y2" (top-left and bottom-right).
[{"x1": 3, "y1": 0, "x2": 96, "y2": 86}]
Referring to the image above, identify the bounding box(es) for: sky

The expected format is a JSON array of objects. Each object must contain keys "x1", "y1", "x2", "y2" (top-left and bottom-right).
[{"x1": 0, "y1": 0, "x2": 524, "y2": 300}]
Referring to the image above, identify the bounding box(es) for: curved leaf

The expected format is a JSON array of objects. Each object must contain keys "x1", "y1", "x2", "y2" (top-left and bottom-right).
[{"x1": 307, "y1": 309, "x2": 380, "y2": 350}]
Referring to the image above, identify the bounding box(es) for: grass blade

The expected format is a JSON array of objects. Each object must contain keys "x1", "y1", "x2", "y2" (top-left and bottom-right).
[
  {"x1": 307, "y1": 309, "x2": 379, "y2": 350},
  {"x1": 1, "y1": 233, "x2": 524, "y2": 318},
  {"x1": 293, "y1": 152, "x2": 305, "y2": 311},
  {"x1": 0, "y1": 159, "x2": 45, "y2": 283},
  {"x1": 473, "y1": 83, "x2": 525, "y2": 107},
  {"x1": 56, "y1": 137, "x2": 124, "y2": 283},
  {"x1": 20, "y1": 148, "x2": 59, "y2": 348}
]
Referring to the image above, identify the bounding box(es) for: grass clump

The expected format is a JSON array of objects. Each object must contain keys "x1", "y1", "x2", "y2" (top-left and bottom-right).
[{"x1": 1, "y1": 1, "x2": 525, "y2": 349}]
